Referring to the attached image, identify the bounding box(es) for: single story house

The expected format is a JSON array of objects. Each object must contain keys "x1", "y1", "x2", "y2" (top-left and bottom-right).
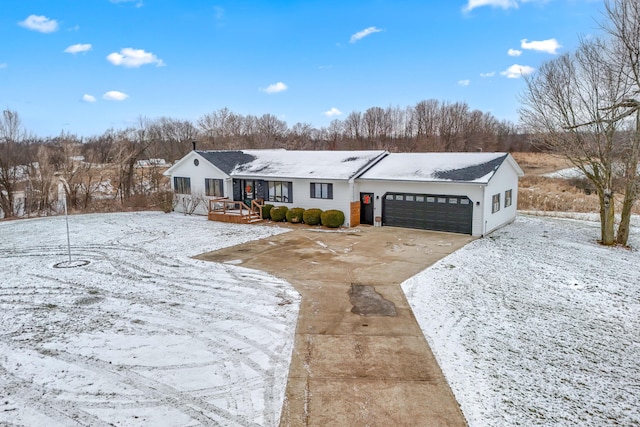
[{"x1": 163, "y1": 149, "x2": 524, "y2": 236}]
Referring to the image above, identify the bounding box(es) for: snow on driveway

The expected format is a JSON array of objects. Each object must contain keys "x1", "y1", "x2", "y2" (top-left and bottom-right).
[
  {"x1": 0, "y1": 212, "x2": 299, "y2": 426},
  {"x1": 404, "y1": 215, "x2": 640, "y2": 426}
]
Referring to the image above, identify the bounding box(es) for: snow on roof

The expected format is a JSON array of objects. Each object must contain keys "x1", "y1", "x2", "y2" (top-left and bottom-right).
[
  {"x1": 358, "y1": 152, "x2": 509, "y2": 183},
  {"x1": 199, "y1": 149, "x2": 387, "y2": 180}
]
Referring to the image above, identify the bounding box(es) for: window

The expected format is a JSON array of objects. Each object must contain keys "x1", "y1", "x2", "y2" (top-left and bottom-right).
[
  {"x1": 310, "y1": 182, "x2": 333, "y2": 199},
  {"x1": 448, "y1": 198, "x2": 458, "y2": 204},
  {"x1": 505, "y1": 189, "x2": 513, "y2": 208},
  {"x1": 437, "y1": 197, "x2": 447, "y2": 203},
  {"x1": 416, "y1": 196, "x2": 425, "y2": 202},
  {"x1": 267, "y1": 181, "x2": 292, "y2": 203},
  {"x1": 205, "y1": 179, "x2": 224, "y2": 197},
  {"x1": 173, "y1": 177, "x2": 191, "y2": 194},
  {"x1": 406, "y1": 195, "x2": 414, "y2": 201},
  {"x1": 427, "y1": 196, "x2": 435, "y2": 203},
  {"x1": 492, "y1": 193, "x2": 501, "y2": 213},
  {"x1": 460, "y1": 198, "x2": 470, "y2": 205}
]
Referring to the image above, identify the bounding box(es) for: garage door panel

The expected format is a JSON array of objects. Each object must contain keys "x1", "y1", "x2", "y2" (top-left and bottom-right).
[{"x1": 383, "y1": 193, "x2": 473, "y2": 234}]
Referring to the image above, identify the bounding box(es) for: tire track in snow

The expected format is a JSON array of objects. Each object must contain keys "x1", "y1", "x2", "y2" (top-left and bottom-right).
[{"x1": 0, "y1": 213, "x2": 299, "y2": 426}]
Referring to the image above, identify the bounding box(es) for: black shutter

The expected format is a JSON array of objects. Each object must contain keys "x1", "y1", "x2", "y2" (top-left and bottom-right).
[
  {"x1": 256, "y1": 180, "x2": 266, "y2": 200},
  {"x1": 328, "y1": 184, "x2": 333, "y2": 199},
  {"x1": 288, "y1": 182, "x2": 293, "y2": 203},
  {"x1": 232, "y1": 179, "x2": 242, "y2": 201},
  {"x1": 310, "y1": 183, "x2": 315, "y2": 198}
]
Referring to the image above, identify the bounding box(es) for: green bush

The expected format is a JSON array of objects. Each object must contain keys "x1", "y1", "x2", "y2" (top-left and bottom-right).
[
  {"x1": 303, "y1": 208, "x2": 323, "y2": 226},
  {"x1": 321, "y1": 209, "x2": 345, "y2": 228},
  {"x1": 270, "y1": 205, "x2": 289, "y2": 222},
  {"x1": 261, "y1": 203, "x2": 274, "y2": 219},
  {"x1": 286, "y1": 207, "x2": 305, "y2": 223}
]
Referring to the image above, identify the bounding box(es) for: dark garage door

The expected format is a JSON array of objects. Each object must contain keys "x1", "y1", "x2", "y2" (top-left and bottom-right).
[{"x1": 383, "y1": 193, "x2": 473, "y2": 234}]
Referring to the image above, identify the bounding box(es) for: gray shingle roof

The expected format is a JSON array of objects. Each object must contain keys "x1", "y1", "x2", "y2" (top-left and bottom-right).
[
  {"x1": 432, "y1": 154, "x2": 508, "y2": 181},
  {"x1": 197, "y1": 151, "x2": 257, "y2": 175}
]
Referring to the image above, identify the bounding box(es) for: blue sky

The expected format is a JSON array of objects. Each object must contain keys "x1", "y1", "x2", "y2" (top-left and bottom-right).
[{"x1": 1, "y1": 0, "x2": 604, "y2": 138}]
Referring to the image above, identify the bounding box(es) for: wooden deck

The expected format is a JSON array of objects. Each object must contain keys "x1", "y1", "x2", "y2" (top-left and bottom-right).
[{"x1": 207, "y1": 198, "x2": 263, "y2": 224}]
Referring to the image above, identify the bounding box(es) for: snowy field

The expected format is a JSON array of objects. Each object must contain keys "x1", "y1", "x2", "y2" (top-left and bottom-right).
[
  {"x1": 0, "y1": 212, "x2": 299, "y2": 426},
  {"x1": 404, "y1": 214, "x2": 640, "y2": 426}
]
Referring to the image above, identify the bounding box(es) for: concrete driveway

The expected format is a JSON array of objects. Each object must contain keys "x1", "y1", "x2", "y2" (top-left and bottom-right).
[{"x1": 195, "y1": 225, "x2": 474, "y2": 426}]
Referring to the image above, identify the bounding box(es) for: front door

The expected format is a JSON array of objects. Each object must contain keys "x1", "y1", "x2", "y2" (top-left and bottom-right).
[
  {"x1": 360, "y1": 192, "x2": 374, "y2": 225},
  {"x1": 242, "y1": 180, "x2": 256, "y2": 205}
]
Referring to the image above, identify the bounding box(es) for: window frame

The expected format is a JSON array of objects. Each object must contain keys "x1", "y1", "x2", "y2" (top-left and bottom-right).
[
  {"x1": 492, "y1": 193, "x2": 501, "y2": 213},
  {"x1": 505, "y1": 189, "x2": 513, "y2": 208},
  {"x1": 310, "y1": 182, "x2": 333, "y2": 200},
  {"x1": 173, "y1": 177, "x2": 191, "y2": 195},
  {"x1": 266, "y1": 181, "x2": 293, "y2": 203},
  {"x1": 205, "y1": 178, "x2": 224, "y2": 197}
]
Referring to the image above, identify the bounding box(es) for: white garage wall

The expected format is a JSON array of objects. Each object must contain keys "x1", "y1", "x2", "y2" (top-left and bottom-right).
[
  {"x1": 483, "y1": 163, "x2": 519, "y2": 234},
  {"x1": 356, "y1": 180, "x2": 486, "y2": 235}
]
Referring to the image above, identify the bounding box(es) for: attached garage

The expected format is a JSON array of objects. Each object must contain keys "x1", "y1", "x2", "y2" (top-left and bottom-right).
[
  {"x1": 382, "y1": 193, "x2": 473, "y2": 234},
  {"x1": 356, "y1": 152, "x2": 524, "y2": 236}
]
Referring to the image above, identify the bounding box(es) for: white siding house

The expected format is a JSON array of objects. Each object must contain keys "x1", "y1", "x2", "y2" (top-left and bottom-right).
[
  {"x1": 164, "y1": 149, "x2": 524, "y2": 236},
  {"x1": 164, "y1": 150, "x2": 232, "y2": 215}
]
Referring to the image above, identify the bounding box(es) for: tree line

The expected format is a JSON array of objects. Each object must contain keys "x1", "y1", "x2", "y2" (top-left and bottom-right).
[{"x1": 0, "y1": 100, "x2": 529, "y2": 218}]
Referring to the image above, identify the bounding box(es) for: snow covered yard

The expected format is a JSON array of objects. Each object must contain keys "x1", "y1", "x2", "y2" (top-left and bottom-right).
[
  {"x1": 0, "y1": 212, "x2": 299, "y2": 426},
  {"x1": 404, "y1": 214, "x2": 640, "y2": 426}
]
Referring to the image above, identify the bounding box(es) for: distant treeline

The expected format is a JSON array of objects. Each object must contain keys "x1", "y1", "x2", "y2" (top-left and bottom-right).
[{"x1": 1, "y1": 101, "x2": 535, "y2": 218}]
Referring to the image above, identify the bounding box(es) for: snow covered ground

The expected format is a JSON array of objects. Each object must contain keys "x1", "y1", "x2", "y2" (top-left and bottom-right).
[
  {"x1": 0, "y1": 212, "x2": 299, "y2": 426},
  {"x1": 404, "y1": 214, "x2": 640, "y2": 426},
  {"x1": 2, "y1": 211, "x2": 639, "y2": 426}
]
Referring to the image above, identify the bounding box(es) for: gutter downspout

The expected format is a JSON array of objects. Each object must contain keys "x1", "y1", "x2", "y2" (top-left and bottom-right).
[{"x1": 482, "y1": 184, "x2": 487, "y2": 237}]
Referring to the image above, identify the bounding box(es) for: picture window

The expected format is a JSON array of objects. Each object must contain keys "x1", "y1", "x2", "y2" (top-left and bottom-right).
[
  {"x1": 205, "y1": 179, "x2": 224, "y2": 197},
  {"x1": 173, "y1": 177, "x2": 191, "y2": 194}
]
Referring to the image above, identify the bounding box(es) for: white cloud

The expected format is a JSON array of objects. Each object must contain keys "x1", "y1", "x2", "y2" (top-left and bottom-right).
[
  {"x1": 521, "y1": 38, "x2": 561, "y2": 54},
  {"x1": 64, "y1": 44, "x2": 92, "y2": 54},
  {"x1": 480, "y1": 71, "x2": 496, "y2": 78},
  {"x1": 501, "y1": 64, "x2": 535, "y2": 78},
  {"x1": 107, "y1": 48, "x2": 164, "y2": 67},
  {"x1": 464, "y1": 0, "x2": 518, "y2": 12},
  {"x1": 82, "y1": 94, "x2": 97, "y2": 103},
  {"x1": 103, "y1": 91, "x2": 129, "y2": 101},
  {"x1": 508, "y1": 48, "x2": 522, "y2": 56},
  {"x1": 323, "y1": 107, "x2": 342, "y2": 117},
  {"x1": 261, "y1": 82, "x2": 288, "y2": 94},
  {"x1": 18, "y1": 15, "x2": 59, "y2": 33},
  {"x1": 350, "y1": 26, "x2": 382, "y2": 43},
  {"x1": 0, "y1": 63, "x2": 7, "y2": 69},
  {"x1": 458, "y1": 79, "x2": 471, "y2": 86}
]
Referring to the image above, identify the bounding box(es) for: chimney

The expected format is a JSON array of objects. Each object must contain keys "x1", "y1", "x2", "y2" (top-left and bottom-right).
[{"x1": 192, "y1": 140, "x2": 197, "y2": 151}]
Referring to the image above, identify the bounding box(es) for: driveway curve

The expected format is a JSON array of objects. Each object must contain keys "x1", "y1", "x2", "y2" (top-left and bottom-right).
[{"x1": 196, "y1": 225, "x2": 474, "y2": 426}]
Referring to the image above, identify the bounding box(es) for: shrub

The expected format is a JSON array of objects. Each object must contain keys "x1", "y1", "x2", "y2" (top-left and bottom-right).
[
  {"x1": 152, "y1": 190, "x2": 175, "y2": 213},
  {"x1": 321, "y1": 209, "x2": 345, "y2": 228},
  {"x1": 303, "y1": 208, "x2": 323, "y2": 226},
  {"x1": 270, "y1": 205, "x2": 288, "y2": 222},
  {"x1": 261, "y1": 203, "x2": 274, "y2": 219},
  {"x1": 286, "y1": 207, "x2": 305, "y2": 223}
]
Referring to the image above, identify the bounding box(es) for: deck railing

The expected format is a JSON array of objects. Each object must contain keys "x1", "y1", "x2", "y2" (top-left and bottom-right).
[{"x1": 208, "y1": 197, "x2": 264, "y2": 220}]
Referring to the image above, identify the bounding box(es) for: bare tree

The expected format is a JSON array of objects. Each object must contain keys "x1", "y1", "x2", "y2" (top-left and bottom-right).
[
  {"x1": 520, "y1": 28, "x2": 636, "y2": 245},
  {"x1": 601, "y1": 0, "x2": 640, "y2": 245},
  {"x1": 0, "y1": 110, "x2": 28, "y2": 218}
]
